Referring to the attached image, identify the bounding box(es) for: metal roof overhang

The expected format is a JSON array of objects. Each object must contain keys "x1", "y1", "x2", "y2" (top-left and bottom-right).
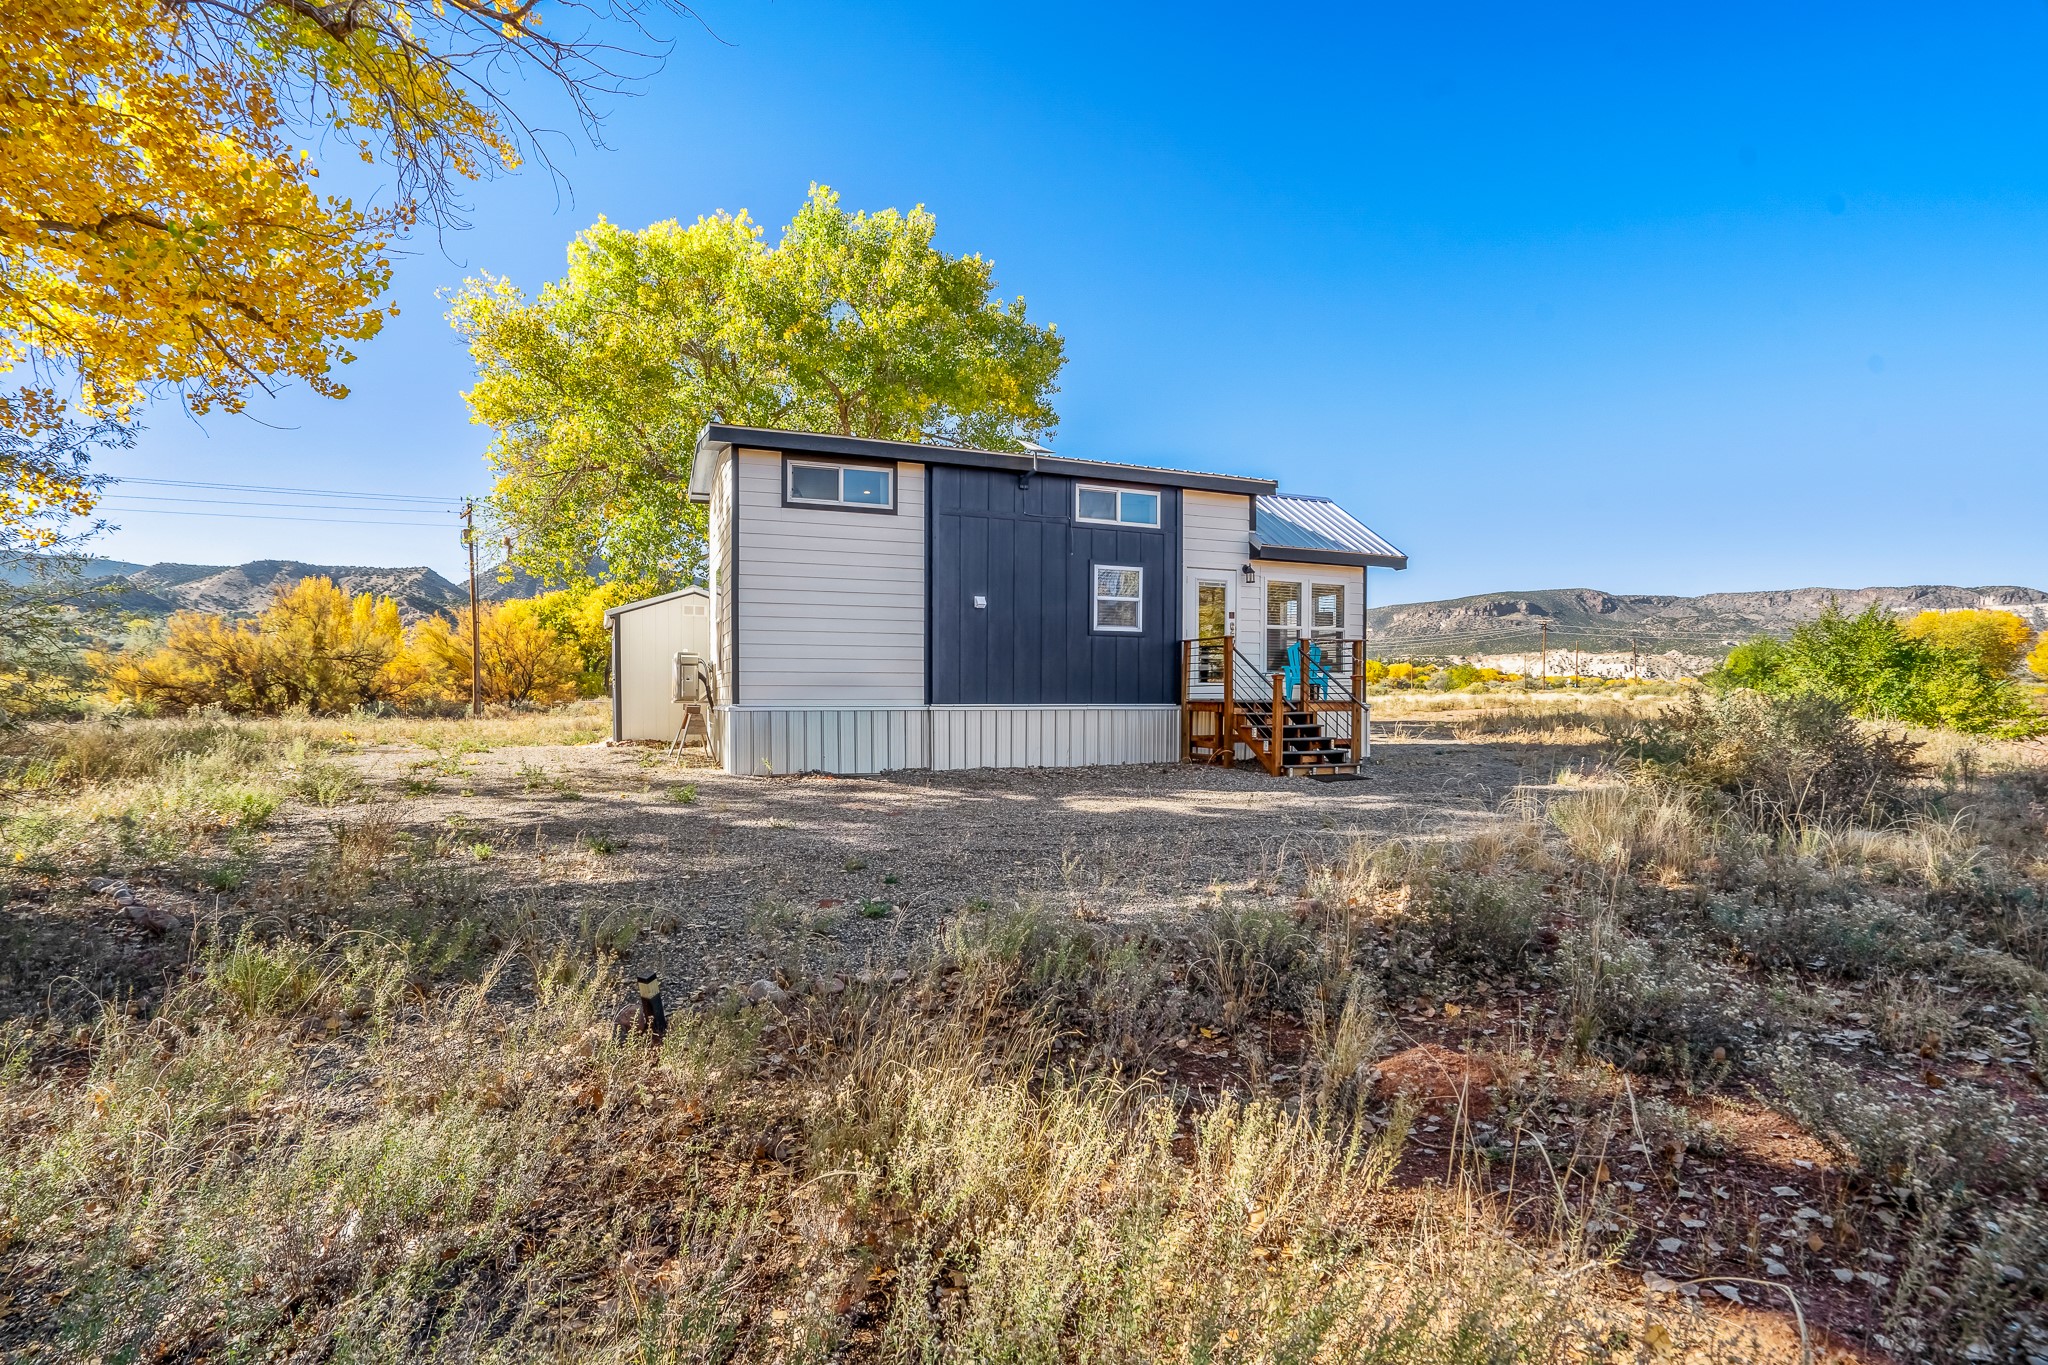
[
  {"x1": 1248, "y1": 538, "x2": 1409, "y2": 571},
  {"x1": 601, "y1": 584, "x2": 708, "y2": 625},
  {"x1": 686, "y1": 424, "x2": 1278, "y2": 501}
]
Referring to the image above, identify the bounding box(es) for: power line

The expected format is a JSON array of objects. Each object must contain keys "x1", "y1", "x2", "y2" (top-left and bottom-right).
[
  {"x1": 108, "y1": 476, "x2": 462, "y2": 504},
  {"x1": 101, "y1": 507, "x2": 456, "y2": 528},
  {"x1": 104, "y1": 493, "x2": 458, "y2": 514}
]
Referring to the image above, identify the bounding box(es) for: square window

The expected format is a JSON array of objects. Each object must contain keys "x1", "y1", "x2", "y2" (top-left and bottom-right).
[
  {"x1": 1119, "y1": 491, "x2": 1160, "y2": 526},
  {"x1": 1093, "y1": 564, "x2": 1143, "y2": 632},
  {"x1": 789, "y1": 463, "x2": 840, "y2": 502},
  {"x1": 1077, "y1": 487, "x2": 1118, "y2": 521},
  {"x1": 842, "y1": 467, "x2": 891, "y2": 505}
]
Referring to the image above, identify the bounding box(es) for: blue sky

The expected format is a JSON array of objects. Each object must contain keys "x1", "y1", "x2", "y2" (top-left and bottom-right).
[{"x1": 94, "y1": 2, "x2": 2048, "y2": 603}]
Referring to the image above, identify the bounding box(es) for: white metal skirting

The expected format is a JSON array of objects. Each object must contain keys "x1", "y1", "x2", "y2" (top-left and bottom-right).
[{"x1": 713, "y1": 705, "x2": 1180, "y2": 776}]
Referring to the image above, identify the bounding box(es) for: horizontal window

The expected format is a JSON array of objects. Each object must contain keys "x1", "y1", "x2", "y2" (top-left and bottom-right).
[
  {"x1": 1093, "y1": 564, "x2": 1143, "y2": 633},
  {"x1": 786, "y1": 460, "x2": 895, "y2": 511},
  {"x1": 1076, "y1": 484, "x2": 1161, "y2": 527}
]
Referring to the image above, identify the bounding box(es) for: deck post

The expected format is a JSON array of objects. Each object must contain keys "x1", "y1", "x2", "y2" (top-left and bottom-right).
[
  {"x1": 1351, "y1": 639, "x2": 1365, "y2": 766},
  {"x1": 1269, "y1": 671, "x2": 1287, "y2": 776},
  {"x1": 1179, "y1": 639, "x2": 1192, "y2": 762},
  {"x1": 1221, "y1": 633, "x2": 1235, "y2": 768}
]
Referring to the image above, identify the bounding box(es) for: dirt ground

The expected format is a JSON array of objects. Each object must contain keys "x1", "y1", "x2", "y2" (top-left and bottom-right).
[{"x1": 342, "y1": 726, "x2": 1582, "y2": 999}]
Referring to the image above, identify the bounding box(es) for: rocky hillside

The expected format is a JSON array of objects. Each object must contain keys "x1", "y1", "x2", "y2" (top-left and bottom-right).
[
  {"x1": 1367, "y1": 585, "x2": 2048, "y2": 660},
  {"x1": 48, "y1": 558, "x2": 546, "y2": 623}
]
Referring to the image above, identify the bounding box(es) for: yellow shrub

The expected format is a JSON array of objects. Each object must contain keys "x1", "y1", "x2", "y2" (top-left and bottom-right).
[
  {"x1": 410, "y1": 600, "x2": 582, "y2": 706},
  {"x1": 1902, "y1": 609, "x2": 2034, "y2": 675},
  {"x1": 2028, "y1": 633, "x2": 2048, "y2": 683},
  {"x1": 103, "y1": 578, "x2": 413, "y2": 714}
]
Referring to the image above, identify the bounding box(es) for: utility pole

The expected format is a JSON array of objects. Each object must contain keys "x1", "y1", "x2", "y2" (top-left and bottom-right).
[
  {"x1": 1631, "y1": 636, "x2": 1639, "y2": 681},
  {"x1": 1539, "y1": 623, "x2": 1548, "y2": 688},
  {"x1": 463, "y1": 500, "x2": 482, "y2": 720}
]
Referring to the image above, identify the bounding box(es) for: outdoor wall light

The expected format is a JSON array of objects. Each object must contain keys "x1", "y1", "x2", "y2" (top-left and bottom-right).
[{"x1": 1240, "y1": 563, "x2": 1257, "y2": 584}]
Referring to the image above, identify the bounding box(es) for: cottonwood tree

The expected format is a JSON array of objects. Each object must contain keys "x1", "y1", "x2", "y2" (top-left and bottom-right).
[
  {"x1": 0, "y1": 0, "x2": 696, "y2": 534},
  {"x1": 1900, "y1": 608, "x2": 2035, "y2": 677},
  {"x1": 448, "y1": 185, "x2": 1066, "y2": 587},
  {"x1": 0, "y1": 408, "x2": 125, "y2": 715}
]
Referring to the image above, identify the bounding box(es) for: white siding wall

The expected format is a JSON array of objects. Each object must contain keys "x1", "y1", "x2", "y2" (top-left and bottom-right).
[
  {"x1": 614, "y1": 592, "x2": 711, "y2": 741},
  {"x1": 714, "y1": 704, "x2": 1179, "y2": 775},
  {"x1": 708, "y1": 453, "x2": 735, "y2": 690},
  {"x1": 721, "y1": 707, "x2": 928, "y2": 775},
  {"x1": 734, "y1": 449, "x2": 926, "y2": 704},
  {"x1": 1182, "y1": 490, "x2": 1252, "y2": 642}
]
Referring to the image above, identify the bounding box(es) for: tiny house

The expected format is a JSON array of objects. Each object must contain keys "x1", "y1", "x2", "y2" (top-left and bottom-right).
[{"x1": 651, "y1": 425, "x2": 1404, "y2": 776}]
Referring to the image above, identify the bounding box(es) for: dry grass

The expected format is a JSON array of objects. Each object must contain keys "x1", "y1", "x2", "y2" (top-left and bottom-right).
[{"x1": 2, "y1": 699, "x2": 2045, "y2": 1361}]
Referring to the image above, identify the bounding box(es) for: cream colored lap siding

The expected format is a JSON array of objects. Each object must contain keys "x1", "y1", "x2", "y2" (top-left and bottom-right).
[
  {"x1": 1182, "y1": 490, "x2": 1253, "y2": 644},
  {"x1": 709, "y1": 455, "x2": 735, "y2": 686},
  {"x1": 734, "y1": 449, "x2": 926, "y2": 705}
]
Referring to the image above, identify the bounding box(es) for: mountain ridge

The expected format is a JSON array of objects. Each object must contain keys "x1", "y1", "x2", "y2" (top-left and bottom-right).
[
  {"x1": 28, "y1": 557, "x2": 549, "y2": 623},
  {"x1": 1366, "y1": 584, "x2": 2048, "y2": 660}
]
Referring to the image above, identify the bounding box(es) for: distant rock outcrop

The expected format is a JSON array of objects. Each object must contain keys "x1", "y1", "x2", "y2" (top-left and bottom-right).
[{"x1": 1367, "y1": 585, "x2": 2048, "y2": 661}]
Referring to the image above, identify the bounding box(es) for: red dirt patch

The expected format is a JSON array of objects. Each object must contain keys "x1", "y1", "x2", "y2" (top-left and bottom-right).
[{"x1": 1375, "y1": 1043, "x2": 1506, "y2": 1118}]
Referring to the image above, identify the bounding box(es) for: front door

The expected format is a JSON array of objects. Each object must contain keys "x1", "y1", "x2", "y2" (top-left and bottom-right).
[{"x1": 1185, "y1": 572, "x2": 1234, "y2": 695}]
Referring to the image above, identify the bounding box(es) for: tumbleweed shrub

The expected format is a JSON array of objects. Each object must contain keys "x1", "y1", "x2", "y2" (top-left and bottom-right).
[
  {"x1": 1548, "y1": 780, "x2": 1719, "y2": 882},
  {"x1": 1763, "y1": 1045, "x2": 2048, "y2": 1363},
  {"x1": 1618, "y1": 687, "x2": 1925, "y2": 828}
]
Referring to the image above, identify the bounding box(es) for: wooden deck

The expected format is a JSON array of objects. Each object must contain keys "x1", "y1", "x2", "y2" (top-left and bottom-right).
[{"x1": 1180, "y1": 636, "x2": 1367, "y2": 777}]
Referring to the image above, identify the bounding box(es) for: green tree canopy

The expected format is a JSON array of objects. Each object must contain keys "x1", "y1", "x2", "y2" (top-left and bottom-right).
[
  {"x1": 448, "y1": 186, "x2": 1065, "y2": 586},
  {"x1": 1708, "y1": 603, "x2": 2043, "y2": 737}
]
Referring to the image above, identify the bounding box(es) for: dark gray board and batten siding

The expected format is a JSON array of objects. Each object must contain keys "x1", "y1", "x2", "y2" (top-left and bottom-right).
[{"x1": 926, "y1": 465, "x2": 1182, "y2": 706}]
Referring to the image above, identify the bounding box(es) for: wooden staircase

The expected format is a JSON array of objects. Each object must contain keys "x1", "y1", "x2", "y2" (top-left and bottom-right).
[
  {"x1": 1182, "y1": 637, "x2": 1367, "y2": 777},
  {"x1": 1232, "y1": 700, "x2": 1355, "y2": 773}
]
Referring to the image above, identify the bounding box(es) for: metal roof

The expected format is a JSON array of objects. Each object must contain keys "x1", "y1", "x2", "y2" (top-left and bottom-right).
[
  {"x1": 1252, "y1": 494, "x2": 1407, "y2": 570},
  {"x1": 687, "y1": 425, "x2": 1278, "y2": 500},
  {"x1": 601, "y1": 584, "x2": 708, "y2": 625}
]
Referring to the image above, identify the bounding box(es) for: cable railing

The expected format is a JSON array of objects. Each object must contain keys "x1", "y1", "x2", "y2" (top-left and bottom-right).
[{"x1": 1181, "y1": 636, "x2": 1369, "y2": 773}]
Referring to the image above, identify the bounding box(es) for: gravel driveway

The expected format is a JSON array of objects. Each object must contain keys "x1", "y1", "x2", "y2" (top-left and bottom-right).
[{"x1": 348, "y1": 730, "x2": 1567, "y2": 997}]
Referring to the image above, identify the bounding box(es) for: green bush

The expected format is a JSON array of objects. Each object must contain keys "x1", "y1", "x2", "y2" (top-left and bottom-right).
[{"x1": 1711, "y1": 604, "x2": 2043, "y2": 736}]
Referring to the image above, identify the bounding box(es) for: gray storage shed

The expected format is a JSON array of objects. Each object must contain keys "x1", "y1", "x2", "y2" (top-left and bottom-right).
[{"x1": 605, "y1": 586, "x2": 711, "y2": 742}]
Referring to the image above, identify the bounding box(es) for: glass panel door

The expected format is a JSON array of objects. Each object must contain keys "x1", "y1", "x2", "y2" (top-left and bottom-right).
[
  {"x1": 1266, "y1": 580, "x2": 1301, "y2": 672},
  {"x1": 1311, "y1": 583, "x2": 1345, "y2": 640},
  {"x1": 1196, "y1": 579, "x2": 1229, "y2": 682}
]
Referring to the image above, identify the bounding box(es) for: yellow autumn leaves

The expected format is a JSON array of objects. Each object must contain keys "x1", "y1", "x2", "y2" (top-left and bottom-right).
[
  {"x1": 100, "y1": 577, "x2": 590, "y2": 714},
  {"x1": 0, "y1": 0, "x2": 412, "y2": 421}
]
